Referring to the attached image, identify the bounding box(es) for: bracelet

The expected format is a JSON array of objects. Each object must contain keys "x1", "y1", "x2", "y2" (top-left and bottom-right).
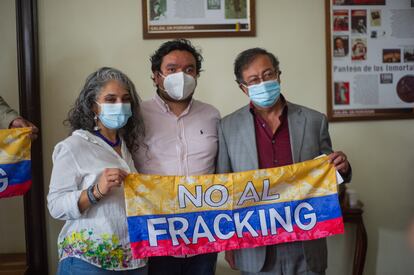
[
  {"x1": 87, "y1": 184, "x2": 98, "y2": 205},
  {"x1": 95, "y1": 183, "x2": 105, "y2": 199}
]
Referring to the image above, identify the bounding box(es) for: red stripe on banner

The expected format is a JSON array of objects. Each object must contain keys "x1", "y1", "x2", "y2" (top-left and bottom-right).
[
  {"x1": 0, "y1": 179, "x2": 32, "y2": 199},
  {"x1": 130, "y1": 217, "x2": 344, "y2": 258}
]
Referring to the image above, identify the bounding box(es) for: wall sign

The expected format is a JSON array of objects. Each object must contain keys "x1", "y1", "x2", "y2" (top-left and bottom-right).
[
  {"x1": 142, "y1": 0, "x2": 256, "y2": 39},
  {"x1": 326, "y1": 0, "x2": 414, "y2": 121}
]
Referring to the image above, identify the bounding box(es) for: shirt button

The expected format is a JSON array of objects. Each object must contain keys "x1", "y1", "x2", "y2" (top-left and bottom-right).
[
  {"x1": 262, "y1": 124, "x2": 266, "y2": 128},
  {"x1": 273, "y1": 160, "x2": 278, "y2": 163},
  {"x1": 272, "y1": 139, "x2": 275, "y2": 144}
]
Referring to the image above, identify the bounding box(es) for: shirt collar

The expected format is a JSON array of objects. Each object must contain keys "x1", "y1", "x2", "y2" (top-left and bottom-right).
[
  {"x1": 153, "y1": 93, "x2": 194, "y2": 117},
  {"x1": 72, "y1": 129, "x2": 100, "y2": 144},
  {"x1": 72, "y1": 129, "x2": 127, "y2": 153},
  {"x1": 154, "y1": 93, "x2": 170, "y2": 112}
]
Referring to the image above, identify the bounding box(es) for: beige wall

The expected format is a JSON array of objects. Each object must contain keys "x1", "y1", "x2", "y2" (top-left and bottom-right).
[
  {"x1": 1, "y1": 0, "x2": 411, "y2": 274},
  {"x1": 0, "y1": 0, "x2": 26, "y2": 254}
]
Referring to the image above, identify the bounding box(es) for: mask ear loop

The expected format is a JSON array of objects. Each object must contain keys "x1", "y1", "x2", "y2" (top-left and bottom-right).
[
  {"x1": 158, "y1": 71, "x2": 166, "y2": 79},
  {"x1": 156, "y1": 72, "x2": 168, "y2": 92},
  {"x1": 238, "y1": 80, "x2": 250, "y2": 96}
]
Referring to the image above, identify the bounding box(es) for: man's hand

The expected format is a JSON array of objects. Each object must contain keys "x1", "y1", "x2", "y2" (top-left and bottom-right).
[
  {"x1": 225, "y1": 250, "x2": 237, "y2": 270},
  {"x1": 9, "y1": 117, "x2": 39, "y2": 140},
  {"x1": 328, "y1": 151, "x2": 349, "y2": 175}
]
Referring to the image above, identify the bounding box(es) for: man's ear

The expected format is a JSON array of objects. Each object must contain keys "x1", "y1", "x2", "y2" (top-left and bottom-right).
[
  {"x1": 152, "y1": 71, "x2": 159, "y2": 82},
  {"x1": 152, "y1": 71, "x2": 162, "y2": 86}
]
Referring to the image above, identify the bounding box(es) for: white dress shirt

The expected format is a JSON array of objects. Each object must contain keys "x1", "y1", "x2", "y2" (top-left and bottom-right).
[{"x1": 47, "y1": 130, "x2": 146, "y2": 270}]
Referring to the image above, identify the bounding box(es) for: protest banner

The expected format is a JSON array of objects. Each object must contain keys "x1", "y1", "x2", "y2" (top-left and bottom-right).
[
  {"x1": 125, "y1": 156, "x2": 343, "y2": 258},
  {"x1": 0, "y1": 128, "x2": 32, "y2": 198}
]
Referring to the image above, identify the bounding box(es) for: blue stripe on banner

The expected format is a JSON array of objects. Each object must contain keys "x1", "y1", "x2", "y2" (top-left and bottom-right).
[
  {"x1": 0, "y1": 160, "x2": 31, "y2": 185},
  {"x1": 127, "y1": 194, "x2": 341, "y2": 243}
]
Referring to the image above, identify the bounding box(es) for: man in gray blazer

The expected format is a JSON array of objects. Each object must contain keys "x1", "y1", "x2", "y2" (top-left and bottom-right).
[{"x1": 217, "y1": 48, "x2": 351, "y2": 275}]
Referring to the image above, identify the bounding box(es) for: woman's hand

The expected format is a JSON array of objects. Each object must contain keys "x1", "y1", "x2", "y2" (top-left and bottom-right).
[
  {"x1": 77, "y1": 168, "x2": 128, "y2": 213},
  {"x1": 96, "y1": 168, "x2": 128, "y2": 195}
]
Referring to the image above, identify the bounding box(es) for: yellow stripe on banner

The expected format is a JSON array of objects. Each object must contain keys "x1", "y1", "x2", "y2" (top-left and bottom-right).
[
  {"x1": 0, "y1": 128, "x2": 32, "y2": 164},
  {"x1": 125, "y1": 156, "x2": 338, "y2": 217}
]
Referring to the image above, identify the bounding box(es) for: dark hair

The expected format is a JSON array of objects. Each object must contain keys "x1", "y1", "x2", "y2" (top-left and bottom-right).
[
  {"x1": 234, "y1": 47, "x2": 280, "y2": 83},
  {"x1": 65, "y1": 67, "x2": 145, "y2": 153},
  {"x1": 334, "y1": 37, "x2": 345, "y2": 44},
  {"x1": 150, "y1": 39, "x2": 203, "y2": 76}
]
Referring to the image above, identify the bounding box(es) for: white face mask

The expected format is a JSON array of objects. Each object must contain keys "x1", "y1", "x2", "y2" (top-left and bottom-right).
[{"x1": 161, "y1": 72, "x2": 196, "y2": 100}]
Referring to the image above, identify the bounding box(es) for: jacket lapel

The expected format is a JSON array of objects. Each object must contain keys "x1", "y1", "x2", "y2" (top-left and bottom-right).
[
  {"x1": 238, "y1": 103, "x2": 306, "y2": 167},
  {"x1": 287, "y1": 102, "x2": 306, "y2": 163},
  {"x1": 240, "y1": 106, "x2": 259, "y2": 169}
]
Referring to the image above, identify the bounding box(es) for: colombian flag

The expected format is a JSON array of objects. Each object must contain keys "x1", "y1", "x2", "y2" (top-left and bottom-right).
[
  {"x1": 0, "y1": 128, "x2": 32, "y2": 199},
  {"x1": 125, "y1": 156, "x2": 344, "y2": 259}
]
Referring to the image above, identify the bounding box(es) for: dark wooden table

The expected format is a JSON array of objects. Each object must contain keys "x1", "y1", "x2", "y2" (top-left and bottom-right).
[
  {"x1": 0, "y1": 253, "x2": 27, "y2": 275},
  {"x1": 342, "y1": 202, "x2": 368, "y2": 275}
]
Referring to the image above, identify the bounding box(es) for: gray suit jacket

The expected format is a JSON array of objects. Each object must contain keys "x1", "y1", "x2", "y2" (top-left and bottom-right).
[
  {"x1": 0, "y1": 96, "x2": 18, "y2": 129},
  {"x1": 217, "y1": 102, "x2": 351, "y2": 273}
]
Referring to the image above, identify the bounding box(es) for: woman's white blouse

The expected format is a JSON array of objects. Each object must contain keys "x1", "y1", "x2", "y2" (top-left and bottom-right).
[{"x1": 47, "y1": 130, "x2": 146, "y2": 270}]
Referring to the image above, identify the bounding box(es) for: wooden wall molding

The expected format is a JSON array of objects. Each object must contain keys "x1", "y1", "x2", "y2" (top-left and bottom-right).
[{"x1": 15, "y1": 0, "x2": 49, "y2": 273}]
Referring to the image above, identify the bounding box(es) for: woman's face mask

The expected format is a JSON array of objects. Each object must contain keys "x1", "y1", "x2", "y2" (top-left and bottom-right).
[{"x1": 96, "y1": 102, "x2": 132, "y2": 130}]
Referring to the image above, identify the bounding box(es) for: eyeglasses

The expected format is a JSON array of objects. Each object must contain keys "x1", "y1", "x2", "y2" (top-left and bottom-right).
[{"x1": 242, "y1": 70, "x2": 281, "y2": 86}]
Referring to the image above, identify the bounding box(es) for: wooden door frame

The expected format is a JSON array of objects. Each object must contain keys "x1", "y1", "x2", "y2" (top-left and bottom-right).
[{"x1": 15, "y1": 0, "x2": 49, "y2": 273}]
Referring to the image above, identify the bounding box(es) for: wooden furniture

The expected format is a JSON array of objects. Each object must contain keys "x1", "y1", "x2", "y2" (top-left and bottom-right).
[
  {"x1": 0, "y1": 1, "x2": 47, "y2": 274},
  {"x1": 16, "y1": 0, "x2": 49, "y2": 273},
  {"x1": 0, "y1": 253, "x2": 26, "y2": 275},
  {"x1": 343, "y1": 206, "x2": 367, "y2": 275},
  {"x1": 340, "y1": 185, "x2": 368, "y2": 275}
]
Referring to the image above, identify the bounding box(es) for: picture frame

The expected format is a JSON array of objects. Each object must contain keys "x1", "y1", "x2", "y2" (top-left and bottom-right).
[
  {"x1": 325, "y1": 0, "x2": 414, "y2": 121},
  {"x1": 142, "y1": 0, "x2": 256, "y2": 39}
]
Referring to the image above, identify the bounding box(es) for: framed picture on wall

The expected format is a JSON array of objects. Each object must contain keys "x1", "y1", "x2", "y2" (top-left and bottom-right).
[
  {"x1": 326, "y1": 0, "x2": 414, "y2": 121},
  {"x1": 142, "y1": 0, "x2": 256, "y2": 39}
]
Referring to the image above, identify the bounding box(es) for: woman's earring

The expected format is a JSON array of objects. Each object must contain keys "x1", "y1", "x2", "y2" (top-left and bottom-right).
[{"x1": 93, "y1": 115, "x2": 99, "y2": 131}]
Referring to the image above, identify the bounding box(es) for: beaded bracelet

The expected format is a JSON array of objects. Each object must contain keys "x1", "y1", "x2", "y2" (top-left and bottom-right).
[
  {"x1": 87, "y1": 184, "x2": 98, "y2": 205},
  {"x1": 95, "y1": 183, "x2": 105, "y2": 199}
]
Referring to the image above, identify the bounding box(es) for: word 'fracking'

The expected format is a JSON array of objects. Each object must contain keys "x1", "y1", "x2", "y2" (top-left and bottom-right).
[{"x1": 147, "y1": 202, "x2": 316, "y2": 246}]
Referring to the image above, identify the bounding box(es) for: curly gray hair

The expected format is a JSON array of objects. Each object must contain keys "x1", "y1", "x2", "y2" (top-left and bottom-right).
[{"x1": 65, "y1": 67, "x2": 145, "y2": 153}]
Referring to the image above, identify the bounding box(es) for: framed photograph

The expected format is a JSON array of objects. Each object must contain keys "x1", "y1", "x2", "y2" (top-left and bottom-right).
[
  {"x1": 142, "y1": 0, "x2": 256, "y2": 39},
  {"x1": 326, "y1": 0, "x2": 414, "y2": 121}
]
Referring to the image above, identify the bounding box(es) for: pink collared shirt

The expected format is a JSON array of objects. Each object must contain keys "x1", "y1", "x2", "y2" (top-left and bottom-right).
[{"x1": 134, "y1": 94, "x2": 220, "y2": 177}]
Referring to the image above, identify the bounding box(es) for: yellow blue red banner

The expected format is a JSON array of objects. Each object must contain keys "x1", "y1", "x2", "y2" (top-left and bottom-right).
[
  {"x1": 0, "y1": 128, "x2": 32, "y2": 199},
  {"x1": 125, "y1": 156, "x2": 344, "y2": 258}
]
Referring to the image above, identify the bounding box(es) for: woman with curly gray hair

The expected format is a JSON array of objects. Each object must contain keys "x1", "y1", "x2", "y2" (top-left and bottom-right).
[{"x1": 47, "y1": 67, "x2": 148, "y2": 274}]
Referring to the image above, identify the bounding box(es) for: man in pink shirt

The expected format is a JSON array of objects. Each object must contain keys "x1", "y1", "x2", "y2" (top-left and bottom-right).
[{"x1": 133, "y1": 39, "x2": 220, "y2": 275}]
